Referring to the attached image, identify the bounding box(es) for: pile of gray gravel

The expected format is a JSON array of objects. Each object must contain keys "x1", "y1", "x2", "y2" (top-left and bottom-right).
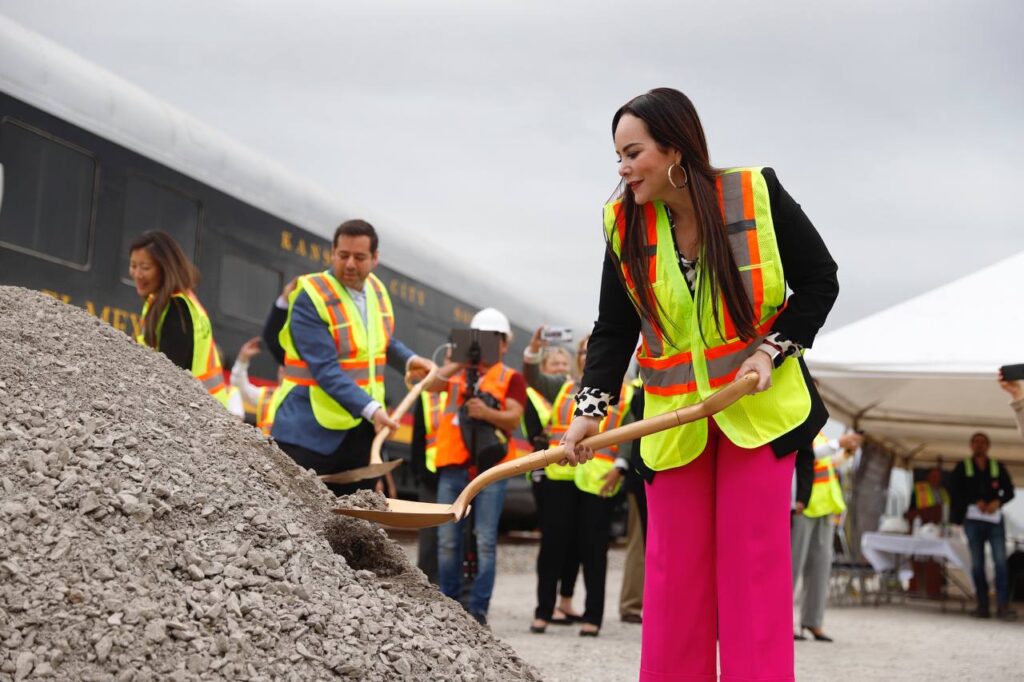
[{"x1": 0, "y1": 286, "x2": 538, "y2": 682}]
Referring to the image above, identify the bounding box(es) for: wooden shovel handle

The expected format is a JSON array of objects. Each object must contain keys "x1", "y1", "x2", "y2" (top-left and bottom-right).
[
  {"x1": 450, "y1": 373, "x2": 758, "y2": 518},
  {"x1": 368, "y1": 366, "x2": 440, "y2": 465}
]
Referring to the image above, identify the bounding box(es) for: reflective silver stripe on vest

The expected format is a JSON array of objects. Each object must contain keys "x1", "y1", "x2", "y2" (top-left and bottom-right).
[
  {"x1": 639, "y1": 359, "x2": 694, "y2": 391},
  {"x1": 704, "y1": 334, "x2": 768, "y2": 382},
  {"x1": 201, "y1": 374, "x2": 224, "y2": 391},
  {"x1": 640, "y1": 317, "x2": 665, "y2": 358},
  {"x1": 720, "y1": 172, "x2": 746, "y2": 227},
  {"x1": 284, "y1": 364, "x2": 313, "y2": 381}
]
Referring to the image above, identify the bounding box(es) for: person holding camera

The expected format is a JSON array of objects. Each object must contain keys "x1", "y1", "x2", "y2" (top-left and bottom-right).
[
  {"x1": 268, "y1": 220, "x2": 434, "y2": 495},
  {"x1": 560, "y1": 88, "x2": 838, "y2": 680},
  {"x1": 427, "y1": 308, "x2": 526, "y2": 626},
  {"x1": 998, "y1": 368, "x2": 1024, "y2": 436}
]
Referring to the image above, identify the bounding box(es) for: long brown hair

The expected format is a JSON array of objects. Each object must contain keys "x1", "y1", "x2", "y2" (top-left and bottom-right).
[
  {"x1": 129, "y1": 231, "x2": 199, "y2": 348},
  {"x1": 610, "y1": 88, "x2": 756, "y2": 344}
]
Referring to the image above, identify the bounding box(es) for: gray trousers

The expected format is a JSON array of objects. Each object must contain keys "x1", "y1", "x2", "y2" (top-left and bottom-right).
[{"x1": 791, "y1": 513, "x2": 833, "y2": 629}]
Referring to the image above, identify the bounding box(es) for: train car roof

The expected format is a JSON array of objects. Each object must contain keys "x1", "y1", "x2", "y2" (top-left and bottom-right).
[{"x1": 0, "y1": 15, "x2": 552, "y2": 331}]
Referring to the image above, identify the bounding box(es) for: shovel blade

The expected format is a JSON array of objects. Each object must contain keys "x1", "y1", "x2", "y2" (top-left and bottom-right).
[
  {"x1": 332, "y1": 498, "x2": 466, "y2": 529},
  {"x1": 319, "y1": 459, "x2": 402, "y2": 484}
]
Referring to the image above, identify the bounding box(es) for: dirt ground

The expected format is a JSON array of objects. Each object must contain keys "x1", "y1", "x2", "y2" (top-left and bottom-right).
[{"x1": 399, "y1": 536, "x2": 1024, "y2": 681}]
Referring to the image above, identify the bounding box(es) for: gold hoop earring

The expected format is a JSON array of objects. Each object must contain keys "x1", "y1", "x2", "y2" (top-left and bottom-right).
[{"x1": 667, "y1": 162, "x2": 688, "y2": 189}]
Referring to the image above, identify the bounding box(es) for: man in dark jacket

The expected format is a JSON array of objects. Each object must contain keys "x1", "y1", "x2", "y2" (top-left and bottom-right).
[{"x1": 949, "y1": 432, "x2": 1017, "y2": 620}]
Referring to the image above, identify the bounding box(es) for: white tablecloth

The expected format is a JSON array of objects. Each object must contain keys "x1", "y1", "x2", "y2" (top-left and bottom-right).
[{"x1": 860, "y1": 532, "x2": 974, "y2": 592}]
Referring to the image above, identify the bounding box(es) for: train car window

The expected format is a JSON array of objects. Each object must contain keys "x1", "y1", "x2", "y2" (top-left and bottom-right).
[
  {"x1": 219, "y1": 253, "x2": 282, "y2": 324},
  {"x1": 0, "y1": 120, "x2": 96, "y2": 266},
  {"x1": 120, "y1": 176, "x2": 199, "y2": 274}
]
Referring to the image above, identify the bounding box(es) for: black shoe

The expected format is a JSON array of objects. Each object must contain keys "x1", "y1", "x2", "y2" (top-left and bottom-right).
[
  {"x1": 579, "y1": 625, "x2": 600, "y2": 637},
  {"x1": 529, "y1": 619, "x2": 547, "y2": 634},
  {"x1": 970, "y1": 608, "x2": 991, "y2": 619},
  {"x1": 471, "y1": 612, "x2": 488, "y2": 626},
  {"x1": 996, "y1": 607, "x2": 1018, "y2": 621},
  {"x1": 620, "y1": 613, "x2": 643, "y2": 624},
  {"x1": 794, "y1": 632, "x2": 807, "y2": 641},
  {"x1": 550, "y1": 608, "x2": 583, "y2": 625},
  {"x1": 800, "y1": 626, "x2": 833, "y2": 642}
]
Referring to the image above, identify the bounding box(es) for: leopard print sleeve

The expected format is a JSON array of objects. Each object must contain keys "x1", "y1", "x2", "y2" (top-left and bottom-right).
[{"x1": 573, "y1": 387, "x2": 615, "y2": 419}]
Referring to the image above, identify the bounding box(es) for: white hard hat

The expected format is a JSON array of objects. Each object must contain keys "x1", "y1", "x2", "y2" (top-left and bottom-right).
[{"x1": 470, "y1": 307, "x2": 511, "y2": 335}]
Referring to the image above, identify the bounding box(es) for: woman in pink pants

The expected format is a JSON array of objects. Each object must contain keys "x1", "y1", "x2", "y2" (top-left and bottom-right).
[{"x1": 562, "y1": 88, "x2": 838, "y2": 681}]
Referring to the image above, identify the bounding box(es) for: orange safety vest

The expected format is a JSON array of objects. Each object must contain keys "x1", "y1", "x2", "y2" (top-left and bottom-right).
[
  {"x1": 914, "y1": 481, "x2": 949, "y2": 509},
  {"x1": 434, "y1": 363, "x2": 516, "y2": 469},
  {"x1": 256, "y1": 386, "x2": 276, "y2": 436}
]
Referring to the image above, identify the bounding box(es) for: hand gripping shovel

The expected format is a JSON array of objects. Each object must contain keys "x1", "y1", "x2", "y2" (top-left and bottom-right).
[
  {"x1": 319, "y1": 366, "x2": 440, "y2": 485},
  {"x1": 332, "y1": 373, "x2": 759, "y2": 529}
]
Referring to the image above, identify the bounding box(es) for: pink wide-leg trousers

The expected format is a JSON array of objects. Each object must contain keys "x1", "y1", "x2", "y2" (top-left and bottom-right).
[{"x1": 640, "y1": 420, "x2": 796, "y2": 682}]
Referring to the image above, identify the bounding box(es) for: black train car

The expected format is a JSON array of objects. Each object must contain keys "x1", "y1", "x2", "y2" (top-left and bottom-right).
[{"x1": 0, "y1": 19, "x2": 548, "y2": 519}]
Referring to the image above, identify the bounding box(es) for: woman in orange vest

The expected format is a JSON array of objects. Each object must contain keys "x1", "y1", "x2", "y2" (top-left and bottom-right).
[
  {"x1": 561, "y1": 89, "x2": 838, "y2": 680},
  {"x1": 129, "y1": 230, "x2": 228, "y2": 405}
]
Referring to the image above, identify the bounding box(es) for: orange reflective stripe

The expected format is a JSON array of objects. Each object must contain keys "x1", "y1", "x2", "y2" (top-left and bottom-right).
[
  {"x1": 741, "y1": 171, "x2": 764, "y2": 323},
  {"x1": 643, "y1": 202, "x2": 659, "y2": 284},
  {"x1": 305, "y1": 275, "x2": 343, "y2": 354},
  {"x1": 637, "y1": 351, "x2": 693, "y2": 370},
  {"x1": 367, "y1": 276, "x2": 395, "y2": 337}
]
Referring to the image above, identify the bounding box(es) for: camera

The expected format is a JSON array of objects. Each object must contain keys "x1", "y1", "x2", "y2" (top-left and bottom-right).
[
  {"x1": 1000, "y1": 363, "x2": 1024, "y2": 382},
  {"x1": 541, "y1": 326, "x2": 573, "y2": 344},
  {"x1": 448, "y1": 328, "x2": 501, "y2": 365}
]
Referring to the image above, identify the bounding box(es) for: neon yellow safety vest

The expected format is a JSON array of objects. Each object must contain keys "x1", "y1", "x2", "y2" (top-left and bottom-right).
[
  {"x1": 964, "y1": 457, "x2": 999, "y2": 479},
  {"x1": 546, "y1": 380, "x2": 634, "y2": 496},
  {"x1": 268, "y1": 271, "x2": 394, "y2": 431},
  {"x1": 546, "y1": 381, "x2": 582, "y2": 481},
  {"x1": 805, "y1": 455, "x2": 846, "y2": 517},
  {"x1": 421, "y1": 390, "x2": 447, "y2": 474},
  {"x1": 605, "y1": 167, "x2": 812, "y2": 471},
  {"x1": 524, "y1": 386, "x2": 553, "y2": 432},
  {"x1": 256, "y1": 386, "x2": 276, "y2": 436},
  {"x1": 138, "y1": 291, "x2": 229, "y2": 408}
]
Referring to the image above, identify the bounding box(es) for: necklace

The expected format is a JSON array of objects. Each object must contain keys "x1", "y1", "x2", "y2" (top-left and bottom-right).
[{"x1": 666, "y1": 207, "x2": 698, "y2": 264}]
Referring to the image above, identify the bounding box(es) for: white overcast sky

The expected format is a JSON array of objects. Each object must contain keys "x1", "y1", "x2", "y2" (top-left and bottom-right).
[{"x1": 3, "y1": 0, "x2": 1022, "y2": 334}]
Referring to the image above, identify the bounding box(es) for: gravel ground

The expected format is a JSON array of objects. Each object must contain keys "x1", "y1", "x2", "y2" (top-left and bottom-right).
[
  {"x1": 397, "y1": 534, "x2": 1024, "y2": 681},
  {"x1": 0, "y1": 287, "x2": 539, "y2": 681}
]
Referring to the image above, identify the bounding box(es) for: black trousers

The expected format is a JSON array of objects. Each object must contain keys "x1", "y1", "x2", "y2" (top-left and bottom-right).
[
  {"x1": 535, "y1": 479, "x2": 612, "y2": 625},
  {"x1": 533, "y1": 473, "x2": 580, "y2": 599},
  {"x1": 576, "y1": 491, "x2": 614, "y2": 627},
  {"x1": 277, "y1": 421, "x2": 377, "y2": 496}
]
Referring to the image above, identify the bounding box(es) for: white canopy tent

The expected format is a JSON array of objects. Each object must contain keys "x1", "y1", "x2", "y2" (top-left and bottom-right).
[{"x1": 807, "y1": 251, "x2": 1024, "y2": 471}]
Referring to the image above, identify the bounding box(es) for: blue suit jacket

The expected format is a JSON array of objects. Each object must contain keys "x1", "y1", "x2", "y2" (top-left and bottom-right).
[{"x1": 271, "y1": 289, "x2": 414, "y2": 454}]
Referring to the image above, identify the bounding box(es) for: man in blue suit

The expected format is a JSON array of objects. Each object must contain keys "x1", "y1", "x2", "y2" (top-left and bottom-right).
[{"x1": 271, "y1": 219, "x2": 434, "y2": 494}]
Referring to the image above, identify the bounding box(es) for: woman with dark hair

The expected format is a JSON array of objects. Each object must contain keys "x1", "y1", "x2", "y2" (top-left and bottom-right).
[
  {"x1": 129, "y1": 230, "x2": 229, "y2": 407},
  {"x1": 561, "y1": 88, "x2": 839, "y2": 680}
]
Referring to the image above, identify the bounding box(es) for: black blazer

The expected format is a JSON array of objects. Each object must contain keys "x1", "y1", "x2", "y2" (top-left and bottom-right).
[{"x1": 582, "y1": 168, "x2": 839, "y2": 480}]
